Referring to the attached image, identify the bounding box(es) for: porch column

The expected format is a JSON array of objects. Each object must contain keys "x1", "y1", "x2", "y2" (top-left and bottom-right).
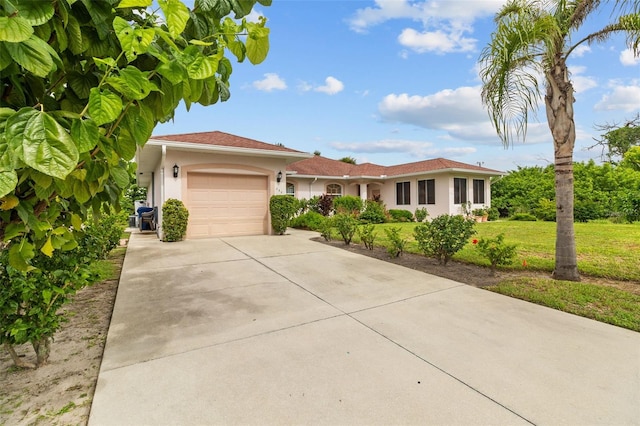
[{"x1": 359, "y1": 183, "x2": 368, "y2": 201}]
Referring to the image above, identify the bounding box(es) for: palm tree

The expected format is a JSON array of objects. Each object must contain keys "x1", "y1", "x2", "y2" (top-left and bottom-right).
[{"x1": 479, "y1": 0, "x2": 640, "y2": 281}]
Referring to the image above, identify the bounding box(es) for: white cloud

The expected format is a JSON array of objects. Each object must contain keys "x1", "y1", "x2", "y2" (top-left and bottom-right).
[
  {"x1": 348, "y1": 0, "x2": 505, "y2": 32},
  {"x1": 297, "y1": 81, "x2": 313, "y2": 92},
  {"x1": 572, "y1": 45, "x2": 591, "y2": 58},
  {"x1": 348, "y1": 0, "x2": 505, "y2": 53},
  {"x1": 315, "y1": 76, "x2": 344, "y2": 95},
  {"x1": 252, "y1": 73, "x2": 287, "y2": 92},
  {"x1": 398, "y1": 27, "x2": 476, "y2": 54},
  {"x1": 330, "y1": 139, "x2": 476, "y2": 158},
  {"x1": 378, "y1": 85, "x2": 550, "y2": 144},
  {"x1": 568, "y1": 66, "x2": 597, "y2": 93},
  {"x1": 378, "y1": 86, "x2": 487, "y2": 128},
  {"x1": 620, "y1": 49, "x2": 640, "y2": 66},
  {"x1": 594, "y1": 84, "x2": 640, "y2": 112}
]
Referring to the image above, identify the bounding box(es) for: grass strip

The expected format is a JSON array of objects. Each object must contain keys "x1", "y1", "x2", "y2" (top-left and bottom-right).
[{"x1": 486, "y1": 277, "x2": 640, "y2": 332}]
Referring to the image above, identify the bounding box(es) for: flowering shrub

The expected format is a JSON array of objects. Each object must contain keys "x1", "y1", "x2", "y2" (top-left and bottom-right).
[{"x1": 474, "y1": 233, "x2": 517, "y2": 275}]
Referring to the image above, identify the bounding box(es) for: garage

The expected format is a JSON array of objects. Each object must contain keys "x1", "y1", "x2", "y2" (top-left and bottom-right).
[{"x1": 186, "y1": 172, "x2": 268, "y2": 238}]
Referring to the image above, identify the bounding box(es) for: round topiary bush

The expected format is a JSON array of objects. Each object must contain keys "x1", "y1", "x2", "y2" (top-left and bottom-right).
[{"x1": 162, "y1": 198, "x2": 189, "y2": 242}]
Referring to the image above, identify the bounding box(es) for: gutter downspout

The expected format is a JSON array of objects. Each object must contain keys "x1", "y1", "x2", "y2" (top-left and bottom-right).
[
  {"x1": 159, "y1": 144, "x2": 166, "y2": 239},
  {"x1": 310, "y1": 177, "x2": 318, "y2": 198}
]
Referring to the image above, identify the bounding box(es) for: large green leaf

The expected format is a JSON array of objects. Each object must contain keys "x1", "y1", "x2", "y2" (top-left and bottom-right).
[
  {"x1": 113, "y1": 16, "x2": 155, "y2": 61},
  {"x1": 158, "y1": 0, "x2": 189, "y2": 38},
  {"x1": 71, "y1": 119, "x2": 100, "y2": 153},
  {"x1": 117, "y1": 0, "x2": 153, "y2": 8},
  {"x1": 124, "y1": 103, "x2": 154, "y2": 145},
  {"x1": 68, "y1": 71, "x2": 98, "y2": 99},
  {"x1": 14, "y1": 1, "x2": 55, "y2": 26},
  {"x1": 157, "y1": 59, "x2": 187, "y2": 84},
  {"x1": 245, "y1": 23, "x2": 269, "y2": 65},
  {"x1": 106, "y1": 67, "x2": 159, "y2": 100},
  {"x1": 186, "y1": 54, "x2": 219, "y2": 80},
  {"x1": 6, "y1": 108, "x2": 79, "y2": 179},
  {"x1": 110, "y1": 165, "x2": 130, "y2": 189},
  {"x1": 0, "y1": 170, "x2": 18, "y2": 198},
  {"x1": 4, "y1": 35, "x2": 55, "y2": 77},
  {"x1": 88, "y1": 88, "x2": 123, "y2": 126},
  {"x1": 73, "y1": 179, "x2": 91, "y2": 203},
  {"x1": 52, "y1": 17, "x2": 68, "y2": 51},
  {"x1": 9, "y1": 241, "x2": 36, "y2": 272},
  {"x1": 67, "y1": 14, "x2": 84, "y2": 54},
  {"x1": 0, "y1": 16, "x2": 33, "y2": 42}
]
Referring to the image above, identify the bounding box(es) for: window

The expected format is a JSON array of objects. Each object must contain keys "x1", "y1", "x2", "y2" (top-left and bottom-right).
[
  {"x1": 473, "y1": 179, "x2": 485, "y2": 204},
  {"x1": 454, "y1": 178, "x2": 467, "y2": 204},
  {"x1": 418, "y1": 179, "x2": 435, "y2": 205},
  {"x1": 326, "y1": 183, "x2": 342, "y2": 198},
  {"x1": 396, "y1": 181, "x2": 410, "y2": 205},
  {"x1": 286, "y1": 182, "x2": 295, "y2": 196}
]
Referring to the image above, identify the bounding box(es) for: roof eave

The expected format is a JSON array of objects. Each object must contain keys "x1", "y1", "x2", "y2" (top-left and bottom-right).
[{"x1": 146, "y1": 139, "x2": 312, "y2": 161}]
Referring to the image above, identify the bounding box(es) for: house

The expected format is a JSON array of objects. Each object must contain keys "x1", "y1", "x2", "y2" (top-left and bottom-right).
[
  {"x1": 136, "y1": 131, "x2": 502, "y2": 239},
  {"x1": 136, "y1": 131, "x2": 311, "y2": 239},
  {"x1": 286, "y1": 155, "x2": 503, "y2": 218}
]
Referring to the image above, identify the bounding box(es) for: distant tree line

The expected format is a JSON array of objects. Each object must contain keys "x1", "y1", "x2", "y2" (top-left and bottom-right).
[{"x1": 491, "y1": 155, "x2": 640, "y2": 223}]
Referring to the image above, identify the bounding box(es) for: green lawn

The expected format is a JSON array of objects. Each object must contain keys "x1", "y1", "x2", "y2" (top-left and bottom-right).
[{"x1": 361, "y1": 221, "x2": 640, "y2": 281}]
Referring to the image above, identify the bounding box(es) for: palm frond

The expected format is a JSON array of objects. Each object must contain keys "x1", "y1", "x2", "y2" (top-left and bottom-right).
[
  {"x1": 568, "y1": 12, "x2": 640, "y2": 56},
  {"x1": 479, "y1": 1, "x2": 561, "y2": 147}
]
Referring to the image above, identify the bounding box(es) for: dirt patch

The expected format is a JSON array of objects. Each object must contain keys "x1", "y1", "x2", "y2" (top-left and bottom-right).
[{"x1": 0, "y1": 249, "x2": 123, "y2": 426}]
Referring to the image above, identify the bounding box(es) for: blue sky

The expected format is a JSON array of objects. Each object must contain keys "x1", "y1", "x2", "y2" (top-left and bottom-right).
[{"x1": 155, "y1": 1, "x2": 640, "y2": 172}]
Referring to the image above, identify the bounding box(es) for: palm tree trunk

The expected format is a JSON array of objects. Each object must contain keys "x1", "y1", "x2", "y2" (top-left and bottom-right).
[{"x1": 546, "y1": 61, "x2": 581, "y2": 281}]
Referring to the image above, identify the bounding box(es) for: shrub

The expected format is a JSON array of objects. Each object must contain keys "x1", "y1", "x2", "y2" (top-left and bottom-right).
[
  {"x1": 0, "y1": 246, "x2": 102, "y2": 368},
  {"x1": 534, "y1": 198, "x2": 556, "y2": 221},
  {"x1": 290, "y1": 211, "x2": 326, "y2": 231},
  {"x1": 333, "y1": 213, "x2": 359, "y2": 245},
  {"x1": 358, "y1": 224, "x2": 377, "y2": 250},
  {"x1": 359, "y1": 200, "x2": 387, "y2": 224},
  {"x1": 510, "y1": 212, "x2": 537, "y2": 221},
  {"x1": 414, "y1": 207, "x2": 429, "y2": 222},
  {"x1": 162, "y1": 199, "x2": 189, "y2": 242},
  {"x1": 574, "y1": 200, "x2": 606, "y2": 223},
  {"x1": 474, "y1": 233, "x2": 518, "y2": 276},
  {"x1": 487, "y1": 207, "x2": 500, "y2": 221},
  {"x1": 618, "y1": 191, "x2": 640, "y2": 223},
  {"x1": 269, "y1": 195, "x2": 297, "y2": 235},
  {"x1": 333, "y1": 195, "x2": 363, "y2": 215},
  {"x1": 384, "y1": 226, "x2": 406, "y2": 258},
  {"x1": 80, "y1": 214, "x2": 125, "y2": 260},
  {"x1": 388, "y1": 209, "x2": 414, "y2": 222},
  {"x1": 317, "y1": 194, "x2": 334, "y2": 216},
  {"x1": 414, "y1": 214, "x2": 476, "y2": 265},
  {"x1": 320, "y1": 217, "x2": 333, "y2": 241}
]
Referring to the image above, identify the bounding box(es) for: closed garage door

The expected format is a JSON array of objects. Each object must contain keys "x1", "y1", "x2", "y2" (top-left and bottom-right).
[{"x1": 186, "y1": 172, "x2": 268, "y2": 238}]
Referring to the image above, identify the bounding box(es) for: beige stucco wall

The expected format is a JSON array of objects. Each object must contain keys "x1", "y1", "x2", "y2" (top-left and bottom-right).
[
  {"x1": 147, "y1": 148, "x2": 289, "y2": 238},
  {"x1": 289, "y1": 172, "x2": 492, "y2": 219}
]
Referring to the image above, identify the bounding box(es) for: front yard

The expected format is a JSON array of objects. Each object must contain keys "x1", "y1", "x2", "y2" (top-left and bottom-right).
[{"x1": 336, "y1": 220, "x2": 640, "y2": 331}]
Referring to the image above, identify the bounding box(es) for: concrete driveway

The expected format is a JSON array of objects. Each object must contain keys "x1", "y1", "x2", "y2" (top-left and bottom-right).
[{"x1": 89, "y1": 230, "x2": 640, "y2": 425}]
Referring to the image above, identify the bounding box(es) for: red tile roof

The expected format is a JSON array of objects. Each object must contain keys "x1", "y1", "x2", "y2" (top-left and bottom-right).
[
  {"x1": 287, "y1": 155, "x2": 501, "y2": 177},
  {"x1": 151, "y1": 131, "x2": 305, "y2": 154}
]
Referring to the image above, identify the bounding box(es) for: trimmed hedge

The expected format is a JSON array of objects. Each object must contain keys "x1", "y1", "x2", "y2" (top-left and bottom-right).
[
  {"x1": 162, "y1": 199, "x2": 189, "y2": 242},
  {"x1": 270, "y1": 195, "x2": 297, "y2": 234}
]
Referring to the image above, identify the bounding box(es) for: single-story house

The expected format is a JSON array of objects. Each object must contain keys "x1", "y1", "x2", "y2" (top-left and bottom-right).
[
  {"x1": 136, "y1": 131, "x2": 502, "y2": 239},
  {"x1": 286, "y1": 155, "x2": 503, "y2": 218}
]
